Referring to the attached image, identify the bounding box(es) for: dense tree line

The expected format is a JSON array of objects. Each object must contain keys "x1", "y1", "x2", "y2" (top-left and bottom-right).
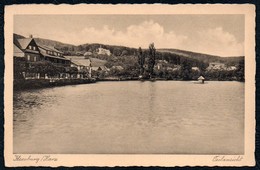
[{"x1": 101, "y1": 43, "x2": 244, "y2": 81}]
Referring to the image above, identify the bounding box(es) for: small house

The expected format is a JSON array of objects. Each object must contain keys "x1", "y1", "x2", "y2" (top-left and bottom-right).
[
  {"x1": 192, "y1": 67, "x2": 200, "y2": 71},
  {"x1": 112, "y1": 66, "x2": 124, "y2": 70}
]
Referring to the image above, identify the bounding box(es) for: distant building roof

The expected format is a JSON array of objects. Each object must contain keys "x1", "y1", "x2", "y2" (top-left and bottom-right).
[
  {"x1": 64, "y1": 56, "x2": 107, "y2": 67},
  {"x1": 198, "y1": 76, "x2": 205, "y2": 80},
  {"x1": 92, "y1": 67, "x2": 101, "y2": 71},
  {"x1": 209, "y1": 62, "x2": 225, "y2": 65},
  {"x1": 84, "y1": 52, "x2": 92, "y2": 56},
  {"x1": 72, "y1": 59, "x2": 91, "y2": 67},
  {"x1": 157, "y1": 60, "x2": 168, "y2": 63},
  {"x1": 92, "y1": 66, "x2": 107, "y2": 71},
  {"x1": 99, "y1": 66, "x2": 107, "y2": 70},
  {"x1": 227, "y1": 66, "x2": 237, "y2": 70},
  {"x1": 192, "y1": 67, "x2": 200, "y2": 71},
  {"x1": 64, "y1": 56, "x2": 85, "y2": 60},
  {"x1": 89, "y1": 57, "x2": 107, "y2": 67},
  {"x1": 112, "y1": 66, "x2": 124, "y2": 70}
]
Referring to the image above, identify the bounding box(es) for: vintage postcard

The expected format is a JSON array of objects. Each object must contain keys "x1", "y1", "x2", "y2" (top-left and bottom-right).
[{"x1": 4, "y1": 4, "x2": 255, "y2": 167}]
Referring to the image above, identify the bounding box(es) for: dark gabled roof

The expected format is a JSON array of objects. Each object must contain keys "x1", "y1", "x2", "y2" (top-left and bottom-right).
[
  {"x1": 37, "y1": 44, "x2": 63, "y2": 54},
  {"x1": 38, "y1": 48, "x2": 69, "y2": 61},
  {"x1": 14, "y1": 38, "x2": 40, "y2": 55},
  {"x1": 13, "y1": 44, "x2": 24, "y2": 57}
]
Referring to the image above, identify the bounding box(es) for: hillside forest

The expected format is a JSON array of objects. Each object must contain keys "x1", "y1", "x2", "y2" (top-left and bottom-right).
[{"x1": 14, "y1": 34, "x2": 245, "y2": 81}]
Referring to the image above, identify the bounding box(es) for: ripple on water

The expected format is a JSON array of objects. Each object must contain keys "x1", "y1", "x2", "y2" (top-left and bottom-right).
[{"x1": 13, "y1": 81, "x2": 244, "y2": 154}]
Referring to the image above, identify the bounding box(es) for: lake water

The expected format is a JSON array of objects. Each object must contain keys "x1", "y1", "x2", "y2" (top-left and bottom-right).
[{"x1": 13, "y1": 81, "x2": 244, "y2": 154}]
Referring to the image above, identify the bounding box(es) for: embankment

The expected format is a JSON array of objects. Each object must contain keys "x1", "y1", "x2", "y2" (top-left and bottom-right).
[{"x1": 14, "y1": 78, "x2": 96, "y2": 91}]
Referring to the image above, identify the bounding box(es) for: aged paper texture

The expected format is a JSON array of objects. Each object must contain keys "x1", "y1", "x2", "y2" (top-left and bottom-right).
[{"x1": 4, "y1": 4, "x2": 255, "y2": 167}]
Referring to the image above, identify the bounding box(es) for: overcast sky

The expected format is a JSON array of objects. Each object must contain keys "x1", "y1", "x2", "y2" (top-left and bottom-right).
[{"x1": 14, "y1": 15, "x2": 244, "y2": 57}]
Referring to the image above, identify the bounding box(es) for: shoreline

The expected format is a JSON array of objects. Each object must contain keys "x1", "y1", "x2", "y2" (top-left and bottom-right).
[
  {"x1": 97, "y1": 77, "x2": 244, "y2": 82},
  {"x1": 13, "y1": 78, "x2": 96, "y2": 91},
  {"x1": 13, "y1": 78, "x2": 244, "y2": 91}
]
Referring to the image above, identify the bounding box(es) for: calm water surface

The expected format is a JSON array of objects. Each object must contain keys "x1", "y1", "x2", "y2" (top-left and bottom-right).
[{"x1": 13, "y1": 81, "x2": 244, "y2": 154}]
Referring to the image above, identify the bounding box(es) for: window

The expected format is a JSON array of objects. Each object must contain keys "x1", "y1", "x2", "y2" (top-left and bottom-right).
[
  {"x1": 29, "y1": 45, "x2": 32, "y2": 50},
  {"x1": 33, "y1": 46, "x2": 36, "y2": 50},
  {"x1": 27, "y1": 54, "x2": 30, "y2": 61},
  {"x1": 34, "y1": 56, "x2": 37, "y2": 62}
]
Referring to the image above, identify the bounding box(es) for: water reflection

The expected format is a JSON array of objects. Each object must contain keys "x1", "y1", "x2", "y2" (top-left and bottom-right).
[{"x1": 13, "y1": 81, "x2": 244, "y2": 154}]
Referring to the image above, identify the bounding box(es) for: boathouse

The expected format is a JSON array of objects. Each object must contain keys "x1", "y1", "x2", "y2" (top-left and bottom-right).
[{"x1": 198, "y1": 76, "x2": 205, "y2": 83}]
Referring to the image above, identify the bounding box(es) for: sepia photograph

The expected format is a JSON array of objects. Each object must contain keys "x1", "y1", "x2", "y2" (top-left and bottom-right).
[{"x1": 4, "y1": 4, "x2": 255, "y2": 167}]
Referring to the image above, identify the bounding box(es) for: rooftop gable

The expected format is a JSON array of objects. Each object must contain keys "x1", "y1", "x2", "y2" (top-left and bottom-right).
[{"x1": 16, "y1": 38, "x2": 33, "y2": 50}]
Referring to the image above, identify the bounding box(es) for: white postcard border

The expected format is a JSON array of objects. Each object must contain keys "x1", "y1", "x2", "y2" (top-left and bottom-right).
[{"x1": 4, "y1": 4, "x2": 256, "y2": 167}]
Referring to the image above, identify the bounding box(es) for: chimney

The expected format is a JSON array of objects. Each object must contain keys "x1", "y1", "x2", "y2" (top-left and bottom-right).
[{"x1": 29, "y1": 34, "x2": 33, "y2": 38}]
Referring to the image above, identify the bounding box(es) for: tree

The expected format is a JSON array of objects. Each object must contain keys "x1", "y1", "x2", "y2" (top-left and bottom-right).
[
  {"x1": 77, "y1": 45, "x2": 83, "y2": 51},
  {"x1": 28, "y1": 61, "x2": 66, "y2": 77},
  {"x1": 137, "y1": 47, "x2": 145, "y2": 75},
  {"x1": 121, "y1": 50, "x2": 128, "y2": 56},
  {"x1": 113, "y1": 47, "x2": 121, "y2": 56},
  {"x1": 148, "y1": 43, "x2": 156, "y2": 78},
  {"x1": 236, "y1": 59, "x2": 244, "y2": 81},
  {"x1": 14, "y1": 58, "x2": 26, "y2": 79},
  {"x1": 180, "y1": 59, "x2": 192, "y2": 80}
]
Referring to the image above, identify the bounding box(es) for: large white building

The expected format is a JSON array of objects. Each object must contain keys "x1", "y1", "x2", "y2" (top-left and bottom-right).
[
  {"x1": 97, "y1": 46, "x2": 111, "y2": 56},
  {"x1": 207, "y1": 62, "x2": 226, "y2": 70}
]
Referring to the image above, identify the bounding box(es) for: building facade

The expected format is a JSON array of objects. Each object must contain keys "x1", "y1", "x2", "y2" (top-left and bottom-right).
[
  {"x1": 97, "y1": 46, "x2": 111, "y2": 56},
  {"x1": 14, "y1": 38, "x2": 42, "y2": 61},
  {"x1": 38, "y1": 44, "x2": 71, "y2": 67}
]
